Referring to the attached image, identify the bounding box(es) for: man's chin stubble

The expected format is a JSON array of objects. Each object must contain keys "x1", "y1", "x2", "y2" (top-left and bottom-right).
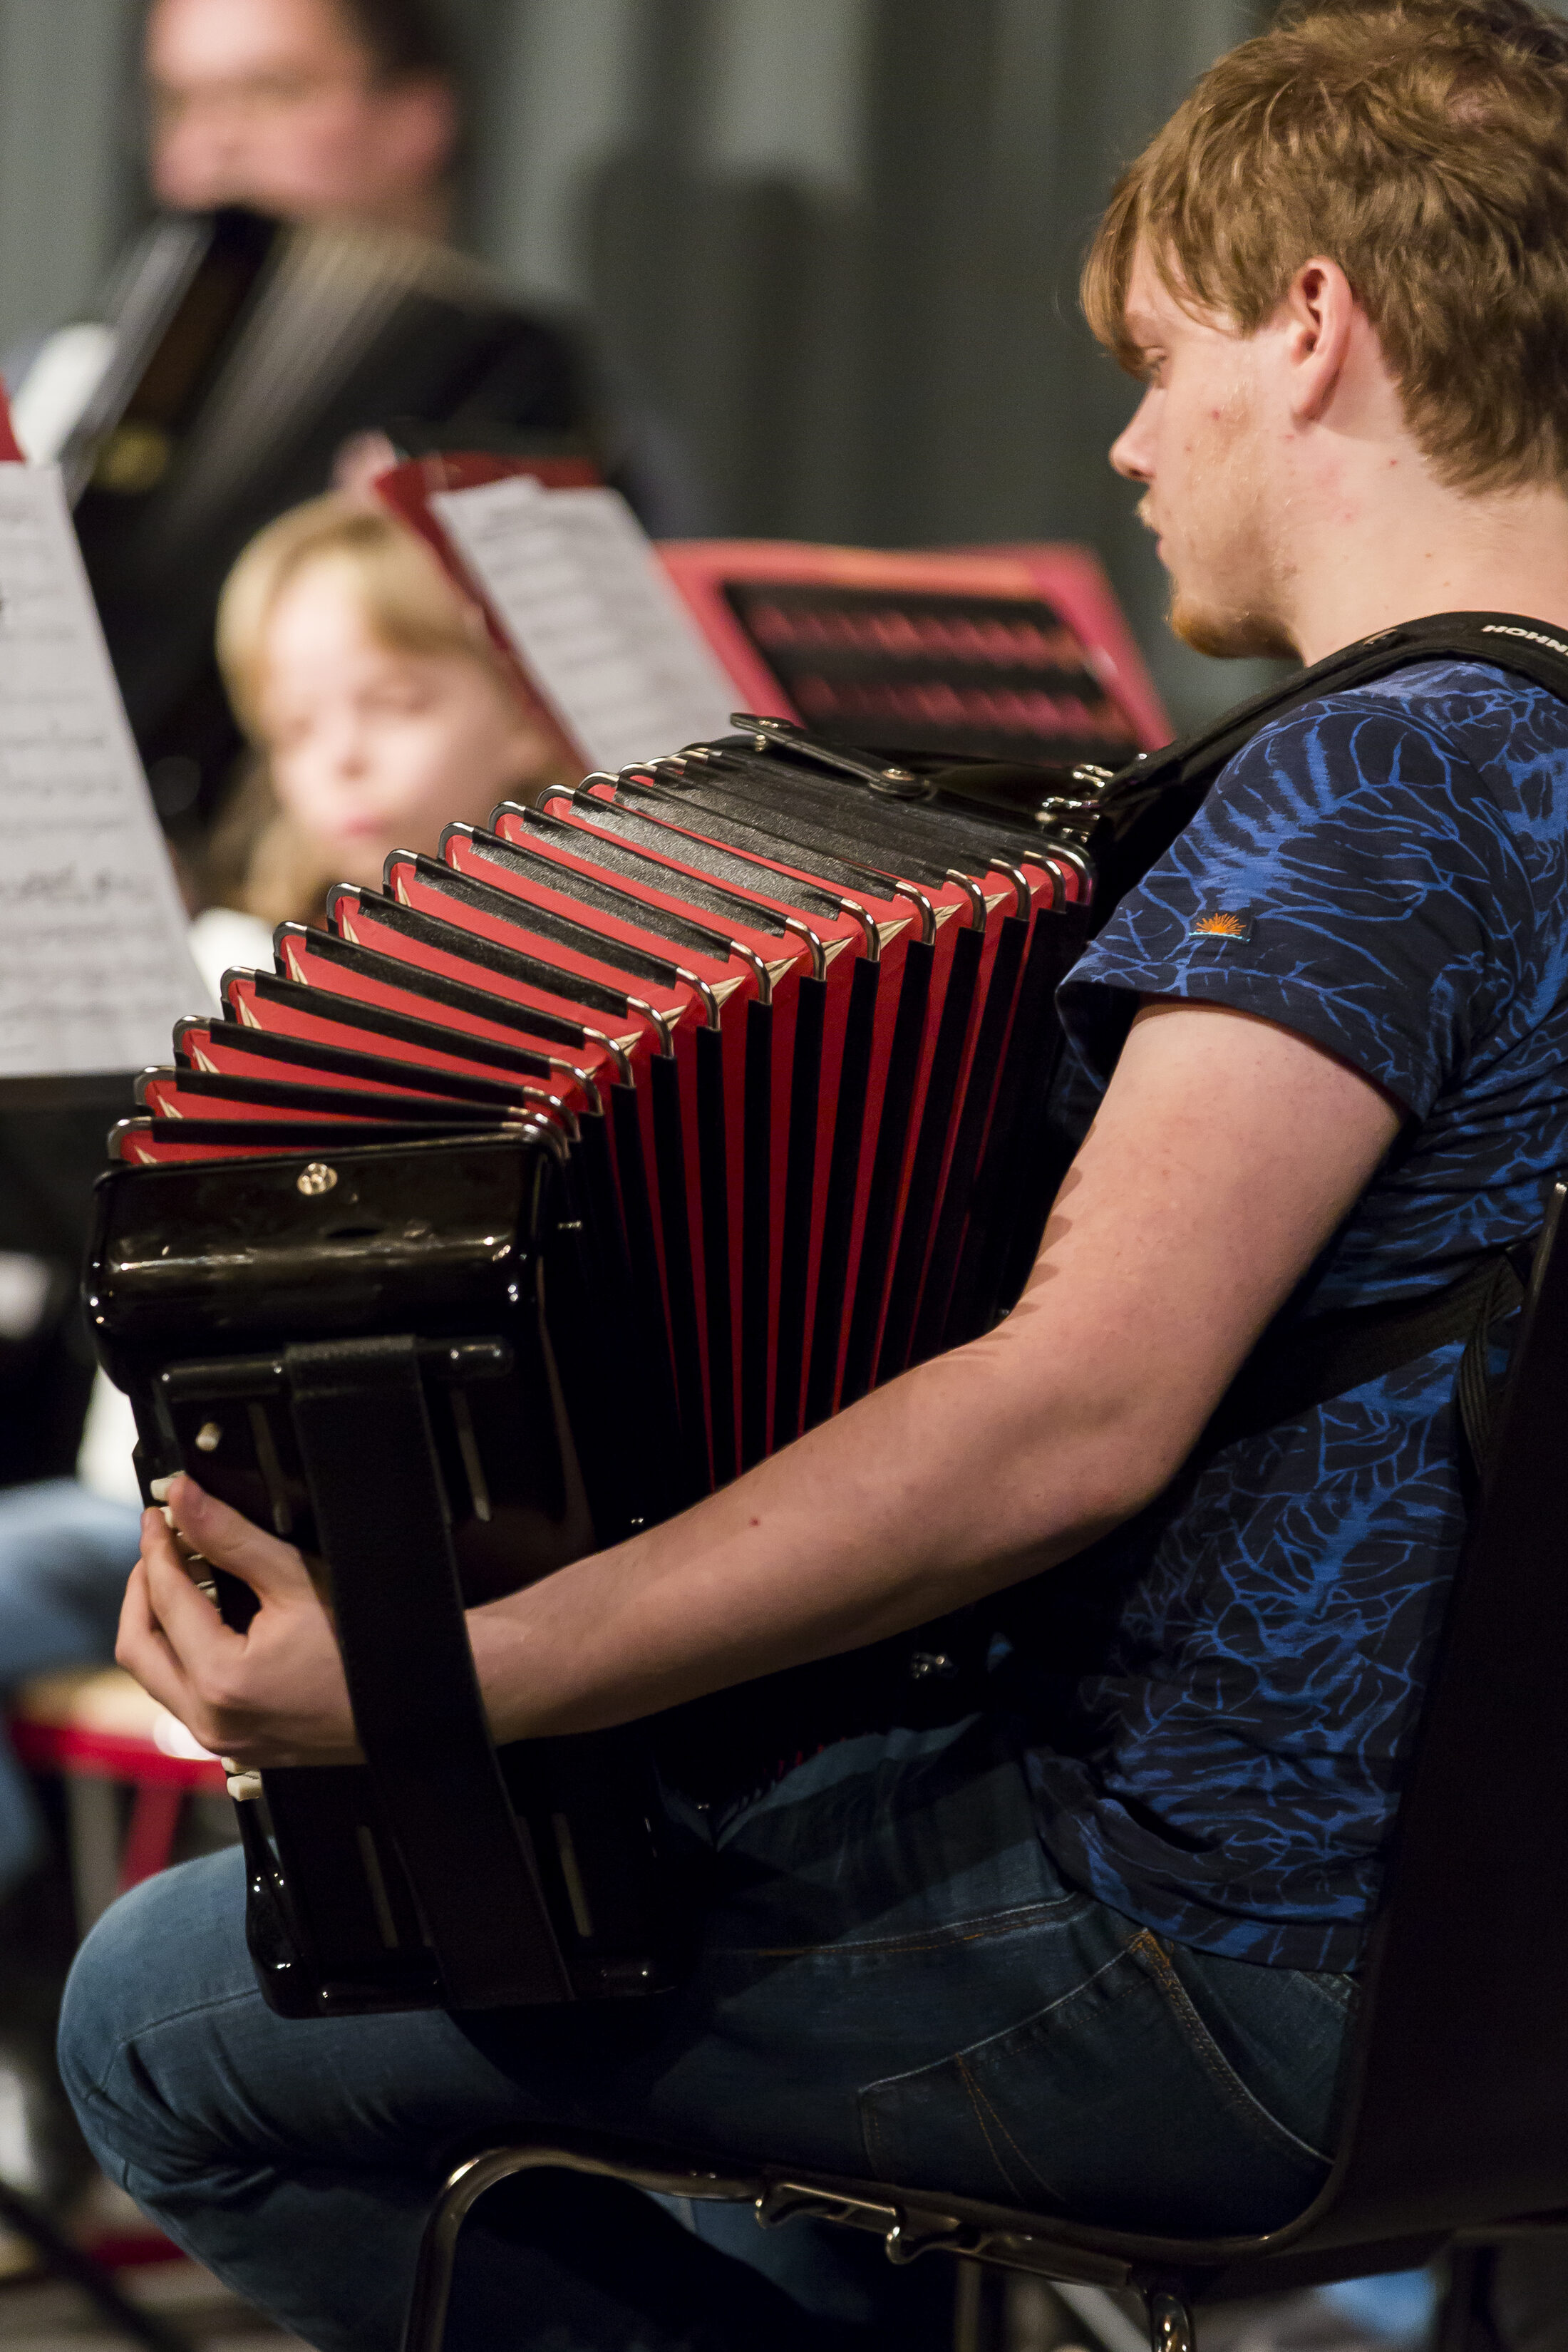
[{"x1": 1169, "y1": 591, "x2": 1296, "y2": 663}]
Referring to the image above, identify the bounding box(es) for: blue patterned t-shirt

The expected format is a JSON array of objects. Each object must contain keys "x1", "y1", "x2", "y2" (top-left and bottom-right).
[{"x1": 1024, "y1": 659, "x2": 1568, "y2": 1972}]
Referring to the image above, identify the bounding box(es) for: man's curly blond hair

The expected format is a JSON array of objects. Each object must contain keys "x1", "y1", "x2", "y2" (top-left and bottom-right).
[{"x1": 1082, "y1": 0, "x2": 1568, "y2": 493}]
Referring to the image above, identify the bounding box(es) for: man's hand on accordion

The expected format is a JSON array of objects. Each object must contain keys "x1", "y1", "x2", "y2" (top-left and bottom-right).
[{"x1": 118, "y1": 1473, "x2": 360, "y2": 1768}]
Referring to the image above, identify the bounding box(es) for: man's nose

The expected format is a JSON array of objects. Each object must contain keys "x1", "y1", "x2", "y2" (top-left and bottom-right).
[
  {"x1": 1110, "y1": 389, "x2": 1157, "y2": 483},
  {"x1": 151, "y1": 121, "x2": 242, "y2": 204}
]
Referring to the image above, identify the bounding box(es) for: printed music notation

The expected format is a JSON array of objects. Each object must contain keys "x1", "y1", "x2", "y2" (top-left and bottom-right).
[
  {"x1": 0, "y1": 465, "x2": 205, "y2": 1080},
  {"x1": 430, "y1": 475, "x2": 737, "y2": 775}
]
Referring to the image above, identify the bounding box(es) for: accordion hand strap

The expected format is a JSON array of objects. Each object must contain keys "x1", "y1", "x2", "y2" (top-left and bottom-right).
[{"x1": 286, "y1": 1334, "x2": 570, "y2": 2007}]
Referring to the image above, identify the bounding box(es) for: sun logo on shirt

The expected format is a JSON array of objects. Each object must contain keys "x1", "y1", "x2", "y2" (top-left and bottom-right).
[{"x1": 1190, "y1": 909, "x2": 1254, "y2": 940}]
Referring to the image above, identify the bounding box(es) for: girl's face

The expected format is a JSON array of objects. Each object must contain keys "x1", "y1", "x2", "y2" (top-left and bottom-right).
[{"x1": 257, "y1": 554, "x2": 552, "y2": 887}]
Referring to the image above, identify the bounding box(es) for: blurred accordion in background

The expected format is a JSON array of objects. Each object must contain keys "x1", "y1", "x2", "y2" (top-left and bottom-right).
[
  {"x1": 87, "y1": 718, "x2": 1107, "y2": 2018},
  {"x1": 52, "y1": 205, "x2": 603, "y2": 822}
]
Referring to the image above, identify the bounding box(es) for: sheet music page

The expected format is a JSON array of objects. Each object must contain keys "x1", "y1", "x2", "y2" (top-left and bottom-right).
[
  {"x1": 431, "y1": 478, "x2": 738, "y2": 773},
  {"x1": 0, "y1": 465, "x2": 207, "y2": 1078}
]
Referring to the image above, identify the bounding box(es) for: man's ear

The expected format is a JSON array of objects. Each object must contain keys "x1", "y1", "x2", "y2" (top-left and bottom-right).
[{"x1": 1281, "y1": 257, "x2": 1358, "y2": 427}]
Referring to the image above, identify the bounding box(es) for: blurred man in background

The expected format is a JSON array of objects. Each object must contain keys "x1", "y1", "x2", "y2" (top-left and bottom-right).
[
  {"x1": 14, "y1": 0, "x2": 691, "y2": 846},
  {"x1": 24, "y1": 0, "x2": 611, "y2": 840},
  {"x1": 14, "y1": 0, "x2": 488, "y2": 493},
  {"x1": 146, "y1": 0, "x2": 460, "y2": 237}
]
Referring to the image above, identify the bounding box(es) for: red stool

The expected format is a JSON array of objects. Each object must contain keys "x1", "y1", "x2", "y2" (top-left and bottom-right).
[
  {"x1": 9, "y1": 1667, "x2": 227, "y2": 1931},
  {"x1": 1, "y1": 1669, "x2": 227, "y2": 2329}
]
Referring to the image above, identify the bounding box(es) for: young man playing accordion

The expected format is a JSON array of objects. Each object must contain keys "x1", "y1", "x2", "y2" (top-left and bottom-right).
[{"x1": 58, "y1": 4, "x2": 1568, "y2": 2346}]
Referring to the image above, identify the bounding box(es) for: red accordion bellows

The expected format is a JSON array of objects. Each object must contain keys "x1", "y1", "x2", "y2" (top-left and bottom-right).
[{"x1": 116, "y1": 729, "x2": 1088, "y2": 1493}]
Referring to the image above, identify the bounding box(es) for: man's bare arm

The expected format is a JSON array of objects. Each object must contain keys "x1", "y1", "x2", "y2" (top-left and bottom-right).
[{"x1": 119, "y1": 999, "x2": 1402, "y2": 1763}]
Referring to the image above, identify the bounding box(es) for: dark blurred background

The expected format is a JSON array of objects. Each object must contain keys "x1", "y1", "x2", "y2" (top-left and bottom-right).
[{"x1": 0, "y1": 0, "x2": 1283, "y2": 733}]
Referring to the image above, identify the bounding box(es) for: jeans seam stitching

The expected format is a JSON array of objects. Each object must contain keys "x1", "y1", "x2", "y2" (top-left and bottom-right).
[
  {"x1": 959, "y1": 2056, "x2": 1056, "y2": 2202},
  {"x1": 861, "y1": 2093, "x2": 885, "y2": 2180},
  {"x1": 71, "y1": 1986, "x2": 265, "y2": 2104},
  {"x1": 955, "y1": 2055, "x2": 1026, "y2": 2201},
  {"x1": 1133, "y1": 1931, "x2": 1334, "y2": 2166}
]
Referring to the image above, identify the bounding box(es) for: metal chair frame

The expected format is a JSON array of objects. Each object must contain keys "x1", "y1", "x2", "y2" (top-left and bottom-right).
[
  {"x1": 401, "y1": 2130, "x2": 1568, "y2": 2352},
  {"x1": 403, "y1": 1190, "x2": 1568, "y2": 2352}
]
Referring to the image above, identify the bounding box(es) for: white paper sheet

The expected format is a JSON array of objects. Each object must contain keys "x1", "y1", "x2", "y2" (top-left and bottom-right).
[
  {"x1": 0, "y1": 465, "x2": 207, "y2": 1079},
  {"x1": 430, "y1": 477, "x2": 738, "y2": 775}
]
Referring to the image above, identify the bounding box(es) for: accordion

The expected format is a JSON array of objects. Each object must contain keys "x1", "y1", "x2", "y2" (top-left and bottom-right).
[{"x1": 87, "y1": 716, "x2": 1100, "y2": 2015}]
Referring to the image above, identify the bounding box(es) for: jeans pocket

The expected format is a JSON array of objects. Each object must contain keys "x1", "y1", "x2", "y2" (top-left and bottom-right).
[
  {"x1": 1162, "y1": 1943, "x2": 1358, "y2": 2166},
  {"x1": 857, "y1": 1929, "x2": 1330, "y2": 2235}
]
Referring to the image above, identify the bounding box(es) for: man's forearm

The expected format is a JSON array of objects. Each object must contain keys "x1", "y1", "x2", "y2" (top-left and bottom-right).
[{"x1": 466, "y1": 1319, "x2": 1163, "y2": 1743}]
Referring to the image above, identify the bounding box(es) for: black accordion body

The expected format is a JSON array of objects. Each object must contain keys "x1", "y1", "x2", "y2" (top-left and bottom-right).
[{"x1": 87, "y1": 618, "x2": 1566, "y2": 2020}]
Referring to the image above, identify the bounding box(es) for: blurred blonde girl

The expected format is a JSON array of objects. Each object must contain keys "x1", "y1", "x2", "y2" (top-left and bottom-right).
[{"x1": 197, "y1": 490, "x2": 565, "y2": 961}]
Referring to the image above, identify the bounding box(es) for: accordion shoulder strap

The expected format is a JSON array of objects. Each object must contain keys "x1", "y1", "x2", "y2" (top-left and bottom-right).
[
  {"x1": 1117, "y1": 609, "x2": 1568, "y2": 800},
  {"x1": 1083, "y1": 611, "x2": 1568, "y2": 907},
  {"x1": 1198, "y1": 1245, "x2": 1532, "y2": 1478}
]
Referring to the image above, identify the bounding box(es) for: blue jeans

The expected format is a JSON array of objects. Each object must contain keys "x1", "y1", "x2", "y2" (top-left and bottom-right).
[
  {"x1": 58, "y1": 1716, "x2": 1356, "y2": 2352},
  {"x1": 0, "y1": 1478, "x2": 140, "y2": 1895}
]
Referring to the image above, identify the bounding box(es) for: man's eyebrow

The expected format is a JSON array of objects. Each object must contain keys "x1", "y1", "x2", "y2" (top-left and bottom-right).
[{"x1": 1115, "y1": 315, "x2": 1160, "y2": 376}]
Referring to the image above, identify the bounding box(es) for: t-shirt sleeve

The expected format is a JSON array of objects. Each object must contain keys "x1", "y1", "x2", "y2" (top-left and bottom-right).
[{"x1": 1057, "y1": 691, "x2": 1517, "y2": 1118}]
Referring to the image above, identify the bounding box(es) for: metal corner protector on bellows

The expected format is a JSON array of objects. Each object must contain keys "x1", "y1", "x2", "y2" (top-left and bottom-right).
[{"x1": 282, "y1": 1333, "x2": 570, "y2": 2005}]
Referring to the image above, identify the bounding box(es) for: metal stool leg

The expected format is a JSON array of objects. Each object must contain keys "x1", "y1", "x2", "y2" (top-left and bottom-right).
[
  {"x1": 63, "y1": 1775, "x2": 121, "y2": 1933},
  {"x1": 118, "y1": 1783, "x2": 184, "y2": 1892},
  {"x1": 953, "y1": 2257, "x2": 984, "y2": 2352},
  {"x1": 1147, "y1": 2286, "x2": 1197, "y2": 2352},
  {"x1": 0, "y1": 2176, "x2": 191, "y2": 2351},
  {"x1": 1435, "y1": 2247, "x2": 1505, "y2": 2352}
]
